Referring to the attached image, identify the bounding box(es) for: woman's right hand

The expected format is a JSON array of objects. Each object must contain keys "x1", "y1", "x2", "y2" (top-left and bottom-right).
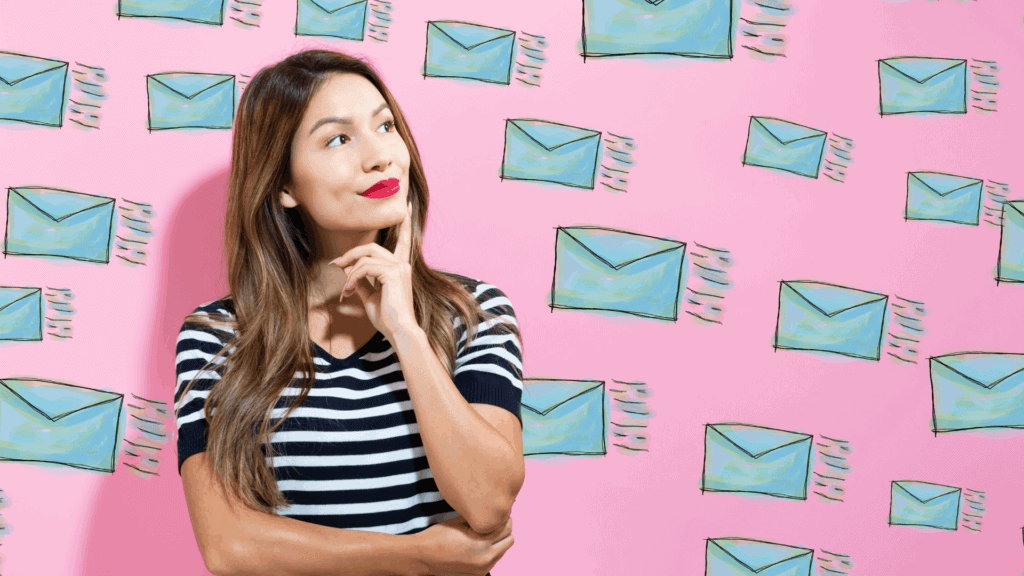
[{"x1": 410, "y1": 515, "x2": 514, "y2": 576}]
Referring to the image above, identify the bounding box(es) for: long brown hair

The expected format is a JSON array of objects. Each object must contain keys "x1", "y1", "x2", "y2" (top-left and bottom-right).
[{"x1": 174, "y1": 49, "x2": 524, "y2": 513}]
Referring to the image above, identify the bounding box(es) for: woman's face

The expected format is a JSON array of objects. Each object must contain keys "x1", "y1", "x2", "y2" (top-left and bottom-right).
[{"x1": 281, "y1": 72, "x2": 411, "y2": 236}]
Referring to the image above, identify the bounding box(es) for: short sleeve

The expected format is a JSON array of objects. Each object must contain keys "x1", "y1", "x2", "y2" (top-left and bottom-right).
[
  {"x1": 173, "y1": 302, "x2": 232, "y2": 476},
  {"x1": 452, "y1": 280, "x2": 524, "y2": 428}
]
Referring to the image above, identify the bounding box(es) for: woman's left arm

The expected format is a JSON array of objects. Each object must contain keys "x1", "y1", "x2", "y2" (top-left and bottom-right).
[{"x1": 393, "y1": 326, "x2": 526, "y2": 536}]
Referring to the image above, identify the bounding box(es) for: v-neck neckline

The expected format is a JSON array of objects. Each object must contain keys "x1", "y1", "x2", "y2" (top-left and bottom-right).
[{"x1": 310, "y1": 330, "x2": 386, "y2": 366}]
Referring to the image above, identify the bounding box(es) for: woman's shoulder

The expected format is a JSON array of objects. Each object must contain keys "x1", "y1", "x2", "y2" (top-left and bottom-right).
[
  {"x1": 178, "y1": 294, "x2": 236, "y2": 341},
  {"x1": 440, "y1": 271, "x2": 510, "y2": 304}
]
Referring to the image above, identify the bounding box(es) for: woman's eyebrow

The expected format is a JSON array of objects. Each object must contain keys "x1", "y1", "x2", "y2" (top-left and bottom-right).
[{"x1": 308, "y1": 102, "x2": 392, "y2": 136}]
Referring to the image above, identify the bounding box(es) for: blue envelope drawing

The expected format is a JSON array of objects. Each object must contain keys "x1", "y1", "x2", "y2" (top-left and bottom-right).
[
  {"x1": 582, "y1": 0, "x2": 734, "y2": 59},
  {"x1": 905, "y1": 172, "x2": 983, "y2": 226},
  {"x1": 774, "y1": 280, "x2": 889, "y2": 361},
  {"x1": 0, "y1": 378, "x2": 123, "y2": 472},
  {"x1": 930, "y1": 352, "x2": 1024, "y2": 432},
  {"x1": 501, "y1": 119, "x2": 602, "y2": 189},
  {"x1": 0, "y1": 51, "x2": 69, "y2": 127},
  {"x1": 295, "y1": 0, "x2": 367, "y2": 40},
  {"x1": 521, "y1": 379, "x2": 605, "y2": 456},
  {"x1": 743, "y1": 117, "x2": 827, "y2": 179},
  {"x1": 116, "y1": 0, "x2": 226, "y2": 25},
  {"x1": 551, "y1": 226, "x2": 686, "y2": 320},
  {"x1": 424, "y1": 21, "x2": 516, "y2": 85},
  {"x1": 889, "y1": 481, "x2": 961, "y2": 531},
  {"x1": 147, "y1": 72, "x2": 236, "y2": 130},
  {"x1": 706, "y1": 538, "x2": 814, "y2": 576},
  {"x1": 5, "y1": 187, "x2": 116, "y2": 263},
  {"x1": 702, "y1": 423, "x2": 813, "y2": 500},
  {"x1": 997, "y1": 201, "x2": 1024, "y2": 284},
  {"x1": 0, "y1": 287, "x2": 42, "y2": 342},
  {"x1": 879, "y1": 57, "x2": 967, "y2": 116}
]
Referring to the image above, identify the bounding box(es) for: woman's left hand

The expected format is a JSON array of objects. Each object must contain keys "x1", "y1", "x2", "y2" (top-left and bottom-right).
[{"x1": 331, "y1": 202, "x2": 419, "y2": 344}]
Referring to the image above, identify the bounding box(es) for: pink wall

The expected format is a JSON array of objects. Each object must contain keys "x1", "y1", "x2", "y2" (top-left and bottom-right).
[{"x1": 1, "y1": 0, "x2": 1022, "y2": 574}]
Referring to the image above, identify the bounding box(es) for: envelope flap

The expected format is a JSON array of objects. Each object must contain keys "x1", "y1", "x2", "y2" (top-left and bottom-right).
[
  {"x1": 521, "y1": 379, "x2": 602, "y2": 415},
  {"x1": 0, "y1": 287, "x2": 39, "y2": 312},
  {"x1": 151, "y1": 73, "x2": 234, "y2": 99},
  {"x1": 710, "y1": 538, "x2": 812, "y2": 572},
  {"x1": 12, "y1": 187, "x2": 114, "y2": 222},
  {"x1": 306, "y1": 0, "x2": 365, "y2": 14},
  {"x1": 0, "y1": 51, "x2": 67, "y2": 85},
  {"x1": 431, "y1": 21, "x2": 515, "y2": 50},
  {"x1": 910, "y1": 172, "x2": 982, "y2": 196},
  {"x1": 510, "y1": 119, "x2": 600, "y2": 152},
  {"x1": 710, "y1": 423, "x2": 810, "y2": 458},
  {"x1": 895, "y1": 481, "x2": 960, "y2": 503},
  {"x1": 883, "y1": 58, "x2": 965, "y2": 83},
  {"x1": 0, "y1": 378, "x2": 121, "y2": 421},
  {"x1": 562, "y1": 227, "x2": 684, "y2": 269},
  {"x1": 933, "y1": 353, "x2": 1024, "y2": 389},
  {"x1": 784, "y1": 281, "x2": 887, "y2": 317},
  {"x1": 753, "y1": 117, "x2": 825, "y2": 145},
  {"x1": 1006, "y1": 200, "x2": 1024, "y2": 219}
]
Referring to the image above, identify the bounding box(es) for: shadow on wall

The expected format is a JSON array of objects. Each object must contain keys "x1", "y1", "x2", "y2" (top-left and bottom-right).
[{"x1": 78, "y1": 167, "x2": 230, "y2": 575}]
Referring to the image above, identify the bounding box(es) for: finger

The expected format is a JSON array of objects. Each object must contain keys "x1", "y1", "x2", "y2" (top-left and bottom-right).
[
  {"x1": 394, "y1": 201, "x2": 413, "y2": 264},
  {"x1": 342, "y1": 260, "x2": 392, "y2": 296},
  {"x1": 331, "y1": 243, "x2": 393, "y2": 270}
]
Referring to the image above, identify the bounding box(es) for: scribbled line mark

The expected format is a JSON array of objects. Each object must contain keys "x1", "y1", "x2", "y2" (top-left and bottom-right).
[
  {"x1": 43, "y1": 286, "x2": 75, "y2": 341},
  {"x1": 121, "y1": 393, "x2": 171, "y2": 477},
  {"x1": 969, "y1": 59, "x2": 999, "y2": 113},
  {"x1": 514, "y1": 31, "x2": 547, "y2": 88},
  {"x1": 685, "y1": 243, "x2": 733, "y2": 326},
  {"x1": 886, "y1": 296, "x2": 926, "y2": 365},
  {"x1": 960, "y1": 488, "x2": 987, "y2": 533},
  {"x1": 982, "y1": 180, "x2": 1011, "y2": 228},
  {"x1": 817, "y1": 549, "x2": 854, "y2": 575},
  {"x1": 609, "y1": 380, "x2": 651, "y2": 455},
  {"x1": 0, "y1": 488, "x2": 9, "y2": 543},
  {"x1": 366, "y1": 0, "x2": 393, "y2": 43},
  {"x1": 822, "y1": 134, "x2": 854, "y2": 183},
  {"x1": 599, "y1": 133, "x2": 636, "y2": 193},
  {"x1": 68, "y1": 62, "x2": 108, "y2": 130},
  {"x1": 738, "y1": 0, "x2": 793, "y2": 61},
  {"x1": 228, "y1": 0, "x2": 263, "y2": 27},
  {"x1": 116, "y1": 199, "x2": 155, "y2": 267},
  {"x1": 813, "y1": 435, "x2": 851, "y2": 503},
  {"x1": 237, "y1": 73, "x2": 252, "y2": 92}
]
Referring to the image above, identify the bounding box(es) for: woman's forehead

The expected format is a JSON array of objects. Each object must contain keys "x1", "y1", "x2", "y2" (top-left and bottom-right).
[{"x1": 306, "y1": 73, "x2": 386, "y2": 118}]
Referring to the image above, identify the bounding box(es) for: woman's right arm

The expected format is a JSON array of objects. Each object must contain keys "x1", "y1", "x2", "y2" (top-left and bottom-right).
[{"x1": 181, "y1": 452, "x2": 514, "y2": 576}]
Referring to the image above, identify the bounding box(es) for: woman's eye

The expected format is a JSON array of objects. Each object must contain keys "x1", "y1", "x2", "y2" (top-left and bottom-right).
[
  {"x1": 327, "y1": 134, "x2": 348, "y2": 147},
  {"x1": 379, "y1": 119, "x2": 395, "y2": 133}
]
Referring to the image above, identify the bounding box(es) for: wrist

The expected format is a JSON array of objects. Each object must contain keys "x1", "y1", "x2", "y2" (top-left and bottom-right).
[
  {"x1": 397, "y1": 532, "x2": 430, "y2": 576},
  {"x1": 392, "y1": 324, "x2": 427, "y2": 349}
]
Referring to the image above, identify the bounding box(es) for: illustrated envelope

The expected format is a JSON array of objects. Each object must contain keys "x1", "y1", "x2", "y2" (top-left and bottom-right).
[
  {"x1": 295, "y1": 0, "x2": 367, "y2": 40},
  {"x1": 582, "y1": 0, "x2": 733, "y2": 59},
  {"x1": 117, "y1": 0, "x2": 226, "y2": 25},
  {"x1": 5, "y1": 187, "x2": 116, "y2": 263},
  {"x1": 774, "y1": 280, "x2": 889, "y2": 361},
  {"x1": 905, "y1": 172, "x2": 983, "y2": 225},
  {"x1": 879, "y1": 57, "x2": 967, "y2": 115},
  {"x1": 424, "y1": 21, "x2": 516, "y2": 85},
  {"x1": 702, "y1": 423, "x2": 813, "y2": 500},
  {"x1": 0, "y1": 51, "x2": 69, "y2": 127},
  {"x1": 743, "y1": 117, "x2": 827, "y2": 179},
  {"x1": 501, "y1": 119, "x2": 602, "y2": 189},
  {"x1": 551, "y1": 226, "x2": 686, "y2": 320},
  {"x1": 930, "y1": 352, "x2": 1024, "y2": 432},
  {"x1": 998, "y1": 201, "x2": 1024, "y2": 283},
  {"x1": 521, "y1": 379, "x2": 605, "y2": 456},
  {"x1": 889, "y1": 481, "x2": 961, "y2": 530},
  {"x1": 0, "y1": 378, "x2": 123, "y2": 473},
  {"x1": 147, "y1": 72, "x2": 236, "y2": 130},
  {"x1": 706, "y1": 537, "x2": 814, "y2": 576},
  {"x1": 0, "y1": 287, "x2": 42, "y2": 342}
]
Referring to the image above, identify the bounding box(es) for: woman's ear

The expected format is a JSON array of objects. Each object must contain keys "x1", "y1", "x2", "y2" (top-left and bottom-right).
[{"x1": 279, "y1": 188, "x2": 299, "y2": 209}]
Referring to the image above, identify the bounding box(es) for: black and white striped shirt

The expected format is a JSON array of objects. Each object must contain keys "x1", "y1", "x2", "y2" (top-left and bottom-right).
[{"x1": 174, "y1": 273, "x2": 523, "y2": 535}]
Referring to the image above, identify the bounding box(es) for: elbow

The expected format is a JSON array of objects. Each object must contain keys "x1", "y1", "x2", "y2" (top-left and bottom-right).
[
  {"x1": 200, "y1": 537, "x2": 248, "y2": 576},
  {"x1": 468, "y1": 477, "x2": 524, "y2": 534}
]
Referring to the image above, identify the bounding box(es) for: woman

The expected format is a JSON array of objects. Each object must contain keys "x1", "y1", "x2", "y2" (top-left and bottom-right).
[{"x1": 173, "y1": 49, "x2": 525, "y2": 576}]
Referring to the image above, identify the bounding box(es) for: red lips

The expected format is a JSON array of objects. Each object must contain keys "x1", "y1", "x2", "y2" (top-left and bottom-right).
[{"x1": 360, "y1": 178, "x2": 400, "y2": 199}]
